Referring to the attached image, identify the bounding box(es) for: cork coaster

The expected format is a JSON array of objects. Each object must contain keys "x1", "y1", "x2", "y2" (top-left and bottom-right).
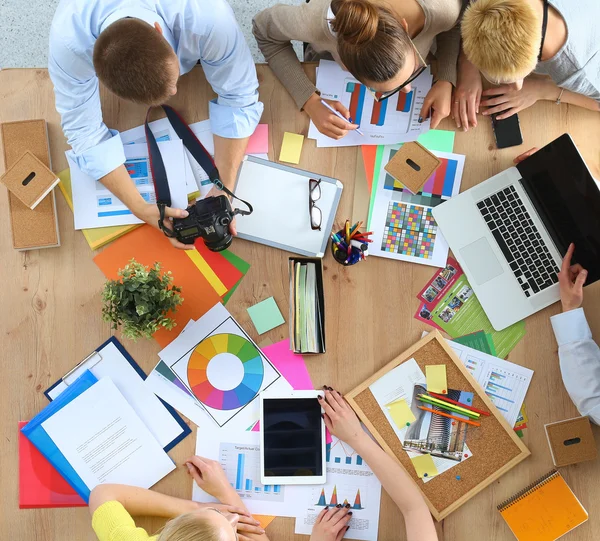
[
  {"x1": 384, "y1": 142, "x2": 440, "y2": 194},
  {"x1": 545, "y1": 416, "x2": 597, "y2": 467}
]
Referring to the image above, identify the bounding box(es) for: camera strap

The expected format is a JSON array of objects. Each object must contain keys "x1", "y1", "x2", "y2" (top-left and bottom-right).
[{"x1": 144, "y1": 105, "x2": 253, "y2": 237}]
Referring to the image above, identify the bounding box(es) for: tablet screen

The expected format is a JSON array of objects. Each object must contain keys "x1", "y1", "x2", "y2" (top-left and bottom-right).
[{"x1": 263, "y1": 397, "x2": 323, "y2": 478}]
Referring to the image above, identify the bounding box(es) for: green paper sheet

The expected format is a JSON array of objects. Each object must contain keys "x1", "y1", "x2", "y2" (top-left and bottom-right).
[
  {"x1": 221, "y1": 250, "x2": 251, "y2": 304},
  {"x1": 247, "y1": 297, "x2": 285, "y2": 334},
  {"x1": 453, "y1": 331, "x2": 498, "y2": 356}
]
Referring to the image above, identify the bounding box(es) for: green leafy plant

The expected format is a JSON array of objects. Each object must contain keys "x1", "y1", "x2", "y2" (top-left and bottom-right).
[{"x1": 102, "y1": 259, "x2": 183, "y2": 340}]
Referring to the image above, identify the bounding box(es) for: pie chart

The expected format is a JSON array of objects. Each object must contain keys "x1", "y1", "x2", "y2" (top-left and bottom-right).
[{"x1": 187, "y1": 333, "x2": 264, "y2": 410}]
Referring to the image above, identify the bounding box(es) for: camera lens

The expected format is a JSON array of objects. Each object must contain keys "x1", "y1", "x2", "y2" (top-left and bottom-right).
[{"x1": 220, "y1": 216, "x2": 230, "y2": 226}]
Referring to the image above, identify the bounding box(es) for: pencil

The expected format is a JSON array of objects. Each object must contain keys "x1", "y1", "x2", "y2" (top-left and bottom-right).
[
  {"x1": 428, "y1": 392, "x2": 490, "y2": 416},
  {"x1": 418, "y1": 405, "x2": 480, "y2": 427},
  {"x1": 418, "y1": 396, "x2": 480, "y2": 419}
]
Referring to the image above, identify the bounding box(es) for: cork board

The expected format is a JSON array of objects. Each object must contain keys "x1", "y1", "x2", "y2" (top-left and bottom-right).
[
  {"x1": 0, "y1": 120, "x2": 60, "y2": 250},
  {"x1": 346, "y1": 331, "x2": 530, "y2": 521}
]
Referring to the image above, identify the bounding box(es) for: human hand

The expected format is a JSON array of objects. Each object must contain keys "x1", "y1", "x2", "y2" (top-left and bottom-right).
[
  {"x1": 513, "y1": 147, "x2": 539, "y2": 164},
  {"x1": 481, "y1": 78, "x2": 547, "y2": 119},
  {"x1": 420, "y1": 80, "x2": 452, "y2": 129},
  {"x1": 185, "y1": 456, "x2": 236, "y2": 502},
  {"x1": 452, "y1": 55, "x2": 482, "y2": 131},
  {"x1": 310, "y1": 505, "x2": 352, "y2": 541},
  {"x1": 558, "y1": 243, "x2": 588, "y2": 312},
  {"x1": 318, "y1": 387, "x2": 364, "y2": 448},
  {"x1": 135, "y1": 202, "x2": 194, "y2": 250},
  {"x1": 304, "y1": 93, "x2": 359, "y2": 140},
  {"x1": 205, "y1": 185, "x2": 237, "y2": 236},
  {"x1": 196, "y1": 502, "x2": 251, "y2": 518},
  {"x1": 196, "y1": 503, "x2": 265, "y2": 540}
]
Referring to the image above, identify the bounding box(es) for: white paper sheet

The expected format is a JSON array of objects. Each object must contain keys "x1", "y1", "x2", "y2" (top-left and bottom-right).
[
  {"x1": 308, "y1": 60, "x2": 432, "y2": 148},
  {"x1": 158, "y1": 304, "x2": 292, "y2": 430},
  {"x1": 68, "y1": 140, "x2": 188, "y2": 229},
  {"x1": 368, "y1": 146, "x2": 465, "y2": 267},
  {"x1": 42, "y1": 378, "x2": 175, "y2": 491},
  {"x1": 47, "y1": 341, "x2": 185, "y2": 450},
  {"x1": 192, "y1": 425, "x2": 301, "y2": 516},
  {"x1": 293, "y1": 436, "x2": 382, "y2": 541}
]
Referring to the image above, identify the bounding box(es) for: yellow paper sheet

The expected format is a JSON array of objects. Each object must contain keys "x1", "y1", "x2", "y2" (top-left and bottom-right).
[
  {"x1": 386, "y1": 399, "x2": 416, "y2": 428},
  {"x1": 410, "y1": 454, "x2": 439, "y2": 479},
  {"x1": 279, "y1": 132, "x2": 304, "y2": 164},
  {"x1": 426, "y1": 364, "x2": 448, "y2": 394},
  {"x1": 184, "y1": 248, "x2": 228, "y2": 296}
]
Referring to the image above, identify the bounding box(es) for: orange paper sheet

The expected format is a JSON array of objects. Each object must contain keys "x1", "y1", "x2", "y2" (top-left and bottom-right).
[
  {"x1": 361, "y1": 145, "x2": 378, "y2": 191},
  {"x1": 256, "y1": 516, "x2": 276, "y2": 529},
  {"x1": 94, "y1": 226, "x2": 222, "y2": 347}
]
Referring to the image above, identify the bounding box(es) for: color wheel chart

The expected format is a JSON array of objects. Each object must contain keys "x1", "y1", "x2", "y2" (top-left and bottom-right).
[
  {"x1": 315, "y1": 486, "x2": 365, "y2": 510},
  {"x1": 383, "y1": 148, "x2": 459, "y2": 207},
  {"x1": 382, "y1": 202, "x2": 437, "y2": 258},
  {"x1": 187, "y1": 334, "x2": 264, "y2": 411}
]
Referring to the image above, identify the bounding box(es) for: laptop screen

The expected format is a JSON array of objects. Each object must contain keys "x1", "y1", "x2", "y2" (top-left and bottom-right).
[{"x1": 517, "y1": 134, "x2": 600, "y2": 284}]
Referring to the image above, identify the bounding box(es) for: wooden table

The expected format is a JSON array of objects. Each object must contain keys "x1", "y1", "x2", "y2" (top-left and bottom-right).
[{"x1": 1, "y1": 66, "x2": 599, "y2": 541}]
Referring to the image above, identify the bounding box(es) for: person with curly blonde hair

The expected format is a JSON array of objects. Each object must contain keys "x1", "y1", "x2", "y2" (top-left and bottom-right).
[{"x1": 452, "y1": 0, "x2": 600, "y2": 131}]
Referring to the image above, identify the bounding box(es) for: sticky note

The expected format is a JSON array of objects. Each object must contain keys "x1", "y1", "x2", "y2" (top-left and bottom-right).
[
  {"x1": 426, "y1": 365, "x2": 447, "y2": 394},
  {"x1": 247, "y1": 297, "x2": 285, "y2": 334},
  {"x1": 279, "y1": 132, "x2": 304, "y2": 164},
  {"x1": 410, "y1": 454, "x2": 439, "y2": 479},
  {"x1": 247, "y1": 124, "x2": 269, "y2": 155},
  {"x1": 386, "y1": 399, "x2": 416, "y2": 428}
]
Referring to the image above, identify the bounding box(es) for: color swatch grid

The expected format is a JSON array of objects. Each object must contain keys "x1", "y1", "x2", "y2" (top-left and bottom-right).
[
  {"x1": 382, "y1": 202, "x2": 437, "y2": 258},
  {"x1": 383, "y1": 149, "x2": 459, "y2": 207}
]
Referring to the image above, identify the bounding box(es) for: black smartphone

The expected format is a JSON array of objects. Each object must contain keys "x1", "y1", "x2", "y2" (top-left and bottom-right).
[{"x1": 491, "y1": 112, "x2": 523, "y2": 149}]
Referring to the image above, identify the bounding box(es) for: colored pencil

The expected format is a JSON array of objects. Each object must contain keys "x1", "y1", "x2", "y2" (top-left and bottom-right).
[
  {"x1": 419, "y1": 393, "x2": 481, "y2": 416},
  {"x1": 428, "y1": 392, "x2": 490, "y2": 416},
  {"x1": 418, "y1": 406, "x2": 480, "y2": 427},
  {"x1": 418, "y1": 395, "x2": 480, "y2": 419}
]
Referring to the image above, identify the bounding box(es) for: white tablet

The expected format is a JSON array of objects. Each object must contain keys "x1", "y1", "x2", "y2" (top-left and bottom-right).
[{"x1": 260, "y1": 390, "x2": 326, "y2": 485}]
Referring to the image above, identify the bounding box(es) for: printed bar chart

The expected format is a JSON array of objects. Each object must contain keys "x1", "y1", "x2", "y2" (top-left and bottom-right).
[
  {"x1": 346, "y1": 82, "x2": 366, "y2": 124},
  {"x1": 396, "y1": 90, "x2": 414, "y2": 113},
  {"x1": 315, "y1": 486, "x2": 364, "y2": 509}
]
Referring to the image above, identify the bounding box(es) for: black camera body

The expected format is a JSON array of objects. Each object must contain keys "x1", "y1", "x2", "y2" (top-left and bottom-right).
[{"x1": 173, "y1": 195, "x2": 234, "y2": 252}]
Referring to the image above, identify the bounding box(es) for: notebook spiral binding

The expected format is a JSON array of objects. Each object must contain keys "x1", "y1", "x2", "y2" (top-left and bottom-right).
[{"x1": 497, "y1": 470, "x2": 559, "y2": 511}]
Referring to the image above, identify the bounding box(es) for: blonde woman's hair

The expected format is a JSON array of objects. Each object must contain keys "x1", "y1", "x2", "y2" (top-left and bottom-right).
[
  {"x1": 461, "y1": 0, "x2": 541, "y2": 82},
  {"x1": 157, "y1": 512, "x2": 225, "y2": 541}
]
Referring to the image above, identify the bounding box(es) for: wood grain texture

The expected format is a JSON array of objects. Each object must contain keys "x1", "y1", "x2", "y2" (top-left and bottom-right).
[{"x1": 1, "y1": 66, "x2": 599, "y2": 541}]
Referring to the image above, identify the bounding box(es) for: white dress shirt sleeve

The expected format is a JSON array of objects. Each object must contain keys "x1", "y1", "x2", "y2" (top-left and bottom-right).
[
  {"x1": 551, "y1": 308, "x2": 600, "y2": 424},
  {"x1": 48, "y1": 34, "x2": 125, "y2": 180},
  {"x1": 196, "y1": 3, "x2": 264, "y2": 139}
]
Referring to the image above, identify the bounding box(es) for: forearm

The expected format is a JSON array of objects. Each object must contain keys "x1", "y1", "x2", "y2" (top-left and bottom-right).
[
  {"x1": 100, "y1": 164, "x2": 147, "y2": 217},
  {"x1": 434, "y1": 25, "x2": 461, "y2": 86},
  {"x1": 537, "y1": 78, "x2": 600, "y2": 112},
  {"x1": 352, "y1": 435, "x2": 437, "y2": 541},
  {"x1": 213, "y1": 135, "x2": 249, "y2": 192},
  {"x1": 89, "y1": 485, "x2": 198, "y2": 517}
]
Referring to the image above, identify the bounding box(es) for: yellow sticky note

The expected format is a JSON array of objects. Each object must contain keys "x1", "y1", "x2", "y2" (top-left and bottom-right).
[
  {"x1": 279, "y1": 132, "x2": 304, "y2": 164},
  {"x1": 426, "y1": 364, "x2": 448, "y2": 394},
  {"x1": 386, "y1": 399, "x2": 416, "y2": 428},
  {"x1": 410, "y1": 454, "x2": 439, "y2": 479}
]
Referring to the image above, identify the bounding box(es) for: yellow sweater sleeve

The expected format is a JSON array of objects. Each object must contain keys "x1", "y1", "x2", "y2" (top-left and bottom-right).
[{"x1": 92, "y1": 501, "x2": 157, "y2": 541}]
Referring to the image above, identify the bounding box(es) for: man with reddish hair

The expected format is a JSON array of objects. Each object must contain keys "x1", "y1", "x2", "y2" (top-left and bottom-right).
[{"x1": 49, "y1": 0, "x2": 263, "y2": 248}]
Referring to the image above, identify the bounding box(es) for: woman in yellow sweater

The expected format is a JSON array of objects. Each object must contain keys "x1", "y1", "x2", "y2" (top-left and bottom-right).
[
  {"x1": 253, "y1": 0, "x2": 462, "y2": 140},
  {"x1": 89, "y1": 456, "x2": 269, "y2": 541}
]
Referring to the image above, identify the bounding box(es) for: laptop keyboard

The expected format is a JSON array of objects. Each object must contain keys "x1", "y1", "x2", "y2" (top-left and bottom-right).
[{"x1": 476, "y1": 186, "x2": 560, "y2": 298}]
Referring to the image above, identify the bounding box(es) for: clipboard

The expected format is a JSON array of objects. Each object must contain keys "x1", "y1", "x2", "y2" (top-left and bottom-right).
[{"x1": 44, "y1": 337, "x2": 190, "y2": 452}]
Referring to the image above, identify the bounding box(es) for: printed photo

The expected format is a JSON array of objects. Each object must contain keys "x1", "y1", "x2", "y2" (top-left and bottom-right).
[
  {"x1": 440, "y1": 265, "x2": 457, "y2": 282},
  {"x1": 439, "y1": 307, "x2": 456, "y2": 323},
  {"x1": 457, "y1": 285, "x2": 473, "y2": 302},
  {"x1": 422, "y1": 285, "x2": 440, "y2": 303},
  {"x1": 433, "y1": 276, "x2": 448, "y2": 290},
  {"x1": 448, "y1": 296, "x2": 463, "y2": 310},
  {"x1": 420, "y1": 306, "x2": 433, "y2": 320}
]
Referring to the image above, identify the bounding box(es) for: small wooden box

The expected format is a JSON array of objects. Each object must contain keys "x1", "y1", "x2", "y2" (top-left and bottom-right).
[
  {"x1": 545, "y1": 416, "x2": 597, "y2": 467},
  {"x1": 384, "y1": 142, "x2": 440, "y2": 194}
]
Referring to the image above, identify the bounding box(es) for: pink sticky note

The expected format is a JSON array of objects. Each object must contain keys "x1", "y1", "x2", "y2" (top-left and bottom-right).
[{"x1": 246, "y1": 124, "x2": 269, "y2": 155}]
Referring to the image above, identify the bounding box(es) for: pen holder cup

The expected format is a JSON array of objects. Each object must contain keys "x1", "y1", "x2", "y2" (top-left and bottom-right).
[{"x1": 331, "y1": 229, "x2": 367, "y2": 266}]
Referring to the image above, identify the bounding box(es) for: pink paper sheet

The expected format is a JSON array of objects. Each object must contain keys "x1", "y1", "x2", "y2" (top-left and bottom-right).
[{"x1": 246, "y1": 124, "x2": 269, "y2": 155}]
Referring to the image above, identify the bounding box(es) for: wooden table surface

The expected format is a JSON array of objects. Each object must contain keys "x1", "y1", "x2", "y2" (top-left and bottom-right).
[{"x1": 1, "y1": 66, "x2": 599, "y2": 541}]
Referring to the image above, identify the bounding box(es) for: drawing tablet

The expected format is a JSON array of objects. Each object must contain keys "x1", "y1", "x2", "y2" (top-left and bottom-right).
[{"x1": 260, "y1": 391, "x2": 326, "y2": 485}]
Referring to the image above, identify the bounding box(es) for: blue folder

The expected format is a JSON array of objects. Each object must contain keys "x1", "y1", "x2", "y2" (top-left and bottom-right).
[{"x1": 21, "y1": 370, "x2": 98, "y2": 502}]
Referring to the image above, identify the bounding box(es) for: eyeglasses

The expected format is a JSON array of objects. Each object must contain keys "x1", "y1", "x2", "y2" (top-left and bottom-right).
[
  {"x1": 206, "y1": 508, "x2": 239, "y2": 541},
  {"x1": 309, "y1": 179, "x2": 322, "y2": 231},
  {"x1": 366, "y1": 42, "x2": 427, "y2": 102}
]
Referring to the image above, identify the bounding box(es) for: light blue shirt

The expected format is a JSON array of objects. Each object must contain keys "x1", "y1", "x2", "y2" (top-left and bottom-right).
[
  {"x1": 49, "y1": 0, "x2": 264, "y2": 180},
  {"x1": 551, "y1": 308, "x2": 600, "y2": 424}
]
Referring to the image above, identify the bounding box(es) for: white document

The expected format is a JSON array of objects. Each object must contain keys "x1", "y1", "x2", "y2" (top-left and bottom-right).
[
  {"x1": 293, "y1": 436, "x2": 382, "y2": 541},
  {"x1": 368, "y1": 146, "x2": 465, "y2": 267},
  {"x1": 308, "y1": 60, "x2": 432, "y2": 148},
  {"x1": 192, "y1": 425, "x2": 301, "y2": 516},
  {"x1": 158, "y1": 303, "x2": 292, "y2": 430},
  {"x1": 47, "y1": 341, "x2": 185, "y2": 450},
  {"x1": 68, "y1": 140, "x2": 188, "y2": 229},
  {"x1": 42, "y1": 378, "x2": 175, "y2": 491},
  {"x1": 369, "y1": 358, "x2": 472, "y2": 480}
]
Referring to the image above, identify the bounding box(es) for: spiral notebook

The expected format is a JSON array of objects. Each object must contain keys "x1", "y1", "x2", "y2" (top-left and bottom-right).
[{"x1": 498, "y1": 470, "x2": 588, "y2": 541}]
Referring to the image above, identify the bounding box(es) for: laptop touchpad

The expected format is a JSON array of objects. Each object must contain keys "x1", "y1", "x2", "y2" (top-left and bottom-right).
[{"x1": 459, "y1": 238, "x2": 504, "y2": 286}]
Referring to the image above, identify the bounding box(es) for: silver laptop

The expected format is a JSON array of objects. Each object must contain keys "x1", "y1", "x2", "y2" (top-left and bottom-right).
[{"x1": 433, "y1": 134, "x2": 600, "y2": 331}]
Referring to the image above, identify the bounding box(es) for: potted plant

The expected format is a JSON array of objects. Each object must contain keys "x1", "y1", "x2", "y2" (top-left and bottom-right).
[{"x1": 102, "y1": 259, "x2": 183, "y2": 340}]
